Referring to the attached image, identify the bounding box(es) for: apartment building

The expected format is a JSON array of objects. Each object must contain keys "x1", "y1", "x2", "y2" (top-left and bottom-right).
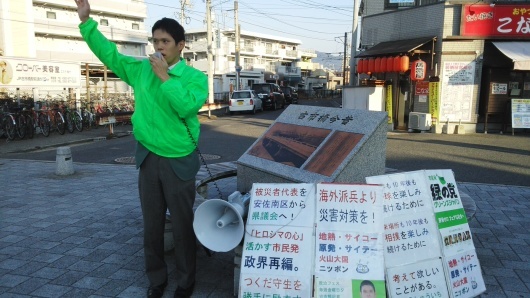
[
  {"x1": 0, "y1": 0, "x2": 148, "y2": 99},
  {"x1": 180, "y1": 28, "x2": 324, "y2": 93},
  {"x1": 0, "y1": 0, "x2": 328, "y2": 101},
  {"x1": 356, "y1": 0, "x2": 530, "y2": 133}
]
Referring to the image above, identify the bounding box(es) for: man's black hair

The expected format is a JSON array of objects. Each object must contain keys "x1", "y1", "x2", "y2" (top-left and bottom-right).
[
  {"x1": 360, "y1": 280, "x2": 375, "y2": 292},
  {"x1": 152, "y1": 18, "x2": 185, "y2": 43}
]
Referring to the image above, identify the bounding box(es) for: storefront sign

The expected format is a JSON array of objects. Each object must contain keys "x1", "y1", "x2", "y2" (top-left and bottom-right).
[
  {"x1": 492, "y1": 83, "x2": 508, "y2": 94},
  {"x1": 461, "y1": 4, "x2": 530, "y2": 37},
  {"x1": 0, "y1": 57, "x2": 80, "y2": 87},
  {"x1": 415, "y1": 81, "x2": 429, "y2": 95}
]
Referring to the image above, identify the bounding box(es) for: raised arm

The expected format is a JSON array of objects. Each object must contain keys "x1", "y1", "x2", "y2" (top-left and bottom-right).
[{"x1": 74, "y1": 0, "x2": 91, "y2": 23}]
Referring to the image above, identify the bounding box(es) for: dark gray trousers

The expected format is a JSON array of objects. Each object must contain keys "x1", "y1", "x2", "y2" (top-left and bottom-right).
[{"x1": 138, "y1": 153, "x2": 196, "y2": 289}]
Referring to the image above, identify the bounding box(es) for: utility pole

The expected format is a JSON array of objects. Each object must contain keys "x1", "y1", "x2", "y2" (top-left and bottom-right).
[
  {"x1": 350, "y1": 0, "x2": 360, "y2": 86},
  {"x1": 234, "y1": 1, "x2": 241, "y2": 91},
  {"x1": 180, "y1": 0, "x2": 185, "y2": 24},
  {"x1": 206, "y1": 0, "x2": 214, "y2": 117},
  {"x1": 343, "y1": 32, "x2": 348, "y2": 87}
]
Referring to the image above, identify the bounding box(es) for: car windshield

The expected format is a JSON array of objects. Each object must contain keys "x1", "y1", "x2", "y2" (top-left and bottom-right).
[
  {"x1": 232, "y1": 91, "x2": 251, "y2": 99},
  {"x1": 253, "y1": 85, "x2": 270, "y2": 93}
]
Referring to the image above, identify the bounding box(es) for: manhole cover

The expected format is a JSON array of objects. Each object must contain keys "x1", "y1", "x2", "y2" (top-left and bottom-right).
[
  {"x1": 200, "y1": 154, "x2": 221, "y2": 160},
  {"x1": 114, "y1": 156, "x2": 136, "y2": 164}
]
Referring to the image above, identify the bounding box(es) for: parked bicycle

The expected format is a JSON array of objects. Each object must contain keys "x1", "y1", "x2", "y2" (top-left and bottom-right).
[
  {"x1": 41, "y1": 102, "x2": 66, "y2": 135},
  {"x1": 60, "y1": 103, "x2": 83, "y2": 133},
  {"x1": 1, "y1": 103, "x2": 16, "y2": 141}
]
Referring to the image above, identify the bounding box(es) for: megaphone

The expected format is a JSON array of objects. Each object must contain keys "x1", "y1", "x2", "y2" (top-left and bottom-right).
[{"x1": 193, "y1": 191, "x2": 250, "y2": 252}]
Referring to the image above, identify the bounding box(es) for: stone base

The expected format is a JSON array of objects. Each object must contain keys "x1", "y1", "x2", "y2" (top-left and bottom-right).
[{"x1": 454, "y1": 125, "x2": 466, "y2": 134}]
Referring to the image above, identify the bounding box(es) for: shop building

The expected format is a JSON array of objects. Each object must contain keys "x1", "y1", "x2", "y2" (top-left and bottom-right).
[{"x1": 356, "y1": 1, "x2": 530, "y2": 133}]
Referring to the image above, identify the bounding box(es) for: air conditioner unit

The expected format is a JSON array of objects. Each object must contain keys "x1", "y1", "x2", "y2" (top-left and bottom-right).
[{"x1": 408, "y1": 112, "x2": 432, "y2": 131}]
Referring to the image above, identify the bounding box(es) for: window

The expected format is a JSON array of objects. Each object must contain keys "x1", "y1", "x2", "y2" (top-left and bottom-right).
[
  {"x1": 384, "y1": 0, "x2": 416, "y2": 10},
  {"x1": 46, "y1": 11, "x2": 56, "y2": 19},
  {"x1": 100, "y1": 19, "x2": 108, "y2": 26},
  {"x1": 132, "y1": 23, "x2": 139, "y2": 30}
]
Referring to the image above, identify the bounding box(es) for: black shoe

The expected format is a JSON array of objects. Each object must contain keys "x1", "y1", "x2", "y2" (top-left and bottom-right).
[
  {"x1": 147, "y1": 280, "x2": 168, "y2": 298},
  {"x1": 174, "y1": 281, "x2": 195, "y2": 298}
]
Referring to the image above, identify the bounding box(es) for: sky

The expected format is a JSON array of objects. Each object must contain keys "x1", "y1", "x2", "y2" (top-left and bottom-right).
[{"x1": 143, "y1": 0, "x2": 356, "y2": 55}]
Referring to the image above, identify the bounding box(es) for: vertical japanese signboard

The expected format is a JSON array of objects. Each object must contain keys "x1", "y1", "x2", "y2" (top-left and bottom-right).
[
  {"x1": 386, "y1": 84, "x2": 393, "y2": 124},
  {"x1": 429, "y1": 78, "x2": 440, "y2": 124},
  {"x1": 425, "y1": 170, "x2": 486, "y2": 298},
  {"x1": 511, "y1": 99, "x2": 530, "y2": 129},
  {"x1": 440, "y1": 62, "x2": 475, "y2": 122},
  {"x1": 239, "y1": 183, "x2": 316, "y2": 298},
  {"x1": 314, "y1": 183, "x2": 386, "y2": 297}
]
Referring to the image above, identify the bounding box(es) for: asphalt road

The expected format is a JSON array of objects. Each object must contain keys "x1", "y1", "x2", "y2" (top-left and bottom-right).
[{"x1": 1, "y1": 98, "x2": 529, "y2": 186}]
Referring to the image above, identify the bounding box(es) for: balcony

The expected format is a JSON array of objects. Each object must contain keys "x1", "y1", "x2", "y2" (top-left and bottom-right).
[{"x1": 277, "y1": 66, "x2": 301, "y2": 78}]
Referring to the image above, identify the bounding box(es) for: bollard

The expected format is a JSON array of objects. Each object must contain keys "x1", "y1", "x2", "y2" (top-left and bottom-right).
[{"x1": 55, "y1": 146, "x2": 75, "y2": 175}]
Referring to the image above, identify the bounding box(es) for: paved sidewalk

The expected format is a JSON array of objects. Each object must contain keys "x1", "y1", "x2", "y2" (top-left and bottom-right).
[{"x1": 0, "y1": 158, "x2": 529, "y2": 297}]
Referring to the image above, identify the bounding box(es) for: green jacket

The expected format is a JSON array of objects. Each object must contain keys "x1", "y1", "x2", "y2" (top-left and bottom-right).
[{"x1": 79, "y1": 18, "x2": 208, "y2": 160}]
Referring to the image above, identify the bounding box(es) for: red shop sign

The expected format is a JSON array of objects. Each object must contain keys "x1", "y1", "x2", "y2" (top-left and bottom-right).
[
  {"x1": 415, "y1": 81, "x2": 429, "y2": 95},
  {"x1": 461, "y1": 4, "x2": 530, "y2": 37}
]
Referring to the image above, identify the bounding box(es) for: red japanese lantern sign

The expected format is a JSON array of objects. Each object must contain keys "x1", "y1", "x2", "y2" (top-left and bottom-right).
[
  {"x1": 367, "y1": 58, "x2": 375, "y2": 74},
  {"x1": 374, "y1": 57, "x2": 382, "y2": 73},
  {"x1": 380, "y1": 57, "x2": 388, "y2": 73},
  {"x1": 400, "y1": 56, "x2": 410, "y2": 73},
  {"x1": 411, "y1": 60, "x2": 427, "y2": 81}
]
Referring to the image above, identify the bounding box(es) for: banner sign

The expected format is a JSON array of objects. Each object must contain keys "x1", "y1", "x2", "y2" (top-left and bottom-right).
[
  {"x1": 0, "y1": 57, "x2": 80, "y2": 88},
  {"x1": 461, "y1": 4, "x2": 530, "y2": 37}
]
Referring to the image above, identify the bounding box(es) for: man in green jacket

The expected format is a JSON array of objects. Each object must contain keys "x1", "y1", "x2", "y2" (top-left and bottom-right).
[{"x1": 75, "y1": 1, "x2": 208, "y2": 297}]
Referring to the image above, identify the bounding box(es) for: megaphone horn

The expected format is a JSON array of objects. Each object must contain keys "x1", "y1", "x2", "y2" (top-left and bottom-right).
[{"x1": 193, "y1": 191, "x2": 250, "y2": 252}]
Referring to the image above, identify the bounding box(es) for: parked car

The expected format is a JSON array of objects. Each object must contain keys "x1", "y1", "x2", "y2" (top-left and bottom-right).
[
  {"x1": 280, "y1": 86, "x2": 298, "y2": 104},
  {"x1": 228, "y1": 90, "x2": 263, "y2": 115},
  {"x1": 251, "y1": 83, "x2": 285, "y2": 110}
]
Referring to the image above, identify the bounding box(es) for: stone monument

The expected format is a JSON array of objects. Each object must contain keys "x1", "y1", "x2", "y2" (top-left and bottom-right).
[{"x1": 237, "y1": 105, "x2": 388, "y2": 192}]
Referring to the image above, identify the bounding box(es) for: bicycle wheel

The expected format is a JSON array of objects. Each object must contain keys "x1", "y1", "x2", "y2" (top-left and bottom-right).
[
  {"x1": 55, "y1": 112, "x2": 66, "y2": 135},
  {"x1": 92, "y1": 114, "x2": 99, "y2": 129},
  {"x1": 4, "y1": 115, "x2": 16, "y2": 140},
  {"x1": 74, "y1": 111, "x2": 83, "y2": 132},
  {"x1": 39, "y1": 113, "x2": 50, "y2": 137},
  {"x1": 26, "y1": 114, "x2": 34, "y2": 139},
  {"x1": 16, "y1": 114, "x2": 27, "y2": 139},
  {"x1": 65, "y1": 112, "x2": 74, "y2": 133}
]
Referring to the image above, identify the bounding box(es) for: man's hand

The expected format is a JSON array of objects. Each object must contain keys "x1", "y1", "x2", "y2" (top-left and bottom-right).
[
  {"x1": 74, "y1": 0, "x2": 91, "y2": 23},
  {"x1": 149, "y1": 54, "x2": 170, "y2": 82}
]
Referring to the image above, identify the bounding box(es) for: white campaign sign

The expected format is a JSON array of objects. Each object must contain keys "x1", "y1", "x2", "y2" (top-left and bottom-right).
[
  {"x1": 366, "y1": 170, "x2": 433, "y2": 216},
  {"x1": 444, "y1": 249, "x2": 486, "y2": 298},
  {"x1": 383, "y1": 212, "x2": 441, "y2": 268},
  {"x1": 240, "y1": 183, "x2": 315, "y2": 298},
  {"x1": 314, "y1": 183, "x2": 386, "y2": 297},
  {"x1": 386, "y1": 258, "x2": 450, "y2": 298}
]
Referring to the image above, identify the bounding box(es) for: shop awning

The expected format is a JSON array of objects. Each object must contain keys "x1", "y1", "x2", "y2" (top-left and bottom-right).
[
  {"x1": 492, "y1": 41, "x2": 530, "y2": 70},
  {"x1": 355, "y1": 36, "x2": 436, "y2": 58}
]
